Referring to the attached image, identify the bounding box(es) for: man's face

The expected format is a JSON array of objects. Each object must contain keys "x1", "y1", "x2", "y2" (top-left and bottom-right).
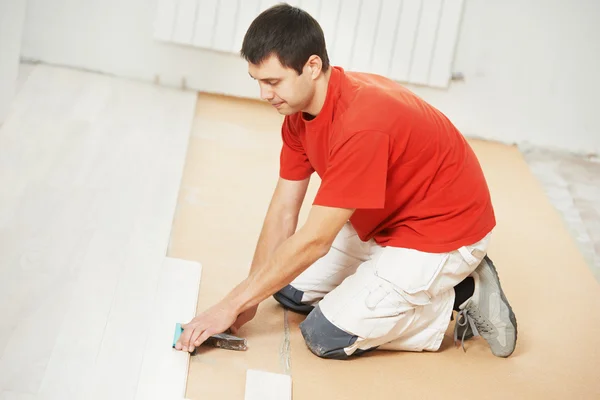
[{"x1": 248, "y1": 54, "x2": 315, "y2": 115}]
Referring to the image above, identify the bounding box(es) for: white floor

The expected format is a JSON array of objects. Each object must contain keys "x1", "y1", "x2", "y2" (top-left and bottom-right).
[{"x1": 0, "y1": 64, "x2": 197, "y2": 399}]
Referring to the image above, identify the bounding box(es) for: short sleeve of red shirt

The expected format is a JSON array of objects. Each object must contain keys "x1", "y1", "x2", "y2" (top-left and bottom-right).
[
  {"x1": 279, "y1": 117, "x2": 315, "y2": 181},
  {"x1": 314, "y1": 131, "x2": 389, "y2": 209}
]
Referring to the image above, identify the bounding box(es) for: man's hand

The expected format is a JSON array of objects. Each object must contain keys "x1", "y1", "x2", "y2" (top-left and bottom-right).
[
  {"x1": 175, "y1": 300, "x2": 239, "y2": 353},
  {"x1": 230, "y1": 304, "x2": 258, "y2": 334}
]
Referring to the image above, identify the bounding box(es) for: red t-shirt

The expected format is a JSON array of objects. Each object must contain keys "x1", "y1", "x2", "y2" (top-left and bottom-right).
[{"x1": 279, "y1": 66, "x2": 496, "y2": 253}]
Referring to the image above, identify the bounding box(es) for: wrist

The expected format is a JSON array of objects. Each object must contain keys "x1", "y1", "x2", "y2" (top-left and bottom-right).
[{"x1": 225, "y1": 280, "x2": 255, "y2": 314}]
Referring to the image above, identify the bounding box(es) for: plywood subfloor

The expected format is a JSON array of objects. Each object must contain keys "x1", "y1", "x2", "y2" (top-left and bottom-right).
[{"x1": 169, "y1": 94, "x2": 600, "y2": 399}]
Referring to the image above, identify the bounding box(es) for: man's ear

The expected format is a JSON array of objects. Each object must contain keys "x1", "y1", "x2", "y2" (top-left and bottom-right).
[{"x1": 306, "y1": 55, "x2": 323, "y2": 80}]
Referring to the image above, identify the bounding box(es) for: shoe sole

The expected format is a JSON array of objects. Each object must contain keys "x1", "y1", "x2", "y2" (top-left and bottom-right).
[{"x1": 483, "y1": 255, "x2": 518, "y2": 357}]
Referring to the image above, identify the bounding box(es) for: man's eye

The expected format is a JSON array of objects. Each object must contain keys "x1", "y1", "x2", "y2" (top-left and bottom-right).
[{"x1": 269, "y1": 81, "x2": 279, "y2": 86}]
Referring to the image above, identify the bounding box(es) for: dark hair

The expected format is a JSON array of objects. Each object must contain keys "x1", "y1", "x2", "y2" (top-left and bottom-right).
[{"x1": 240, "y1": 3, "x2": 330, "y2": 75}]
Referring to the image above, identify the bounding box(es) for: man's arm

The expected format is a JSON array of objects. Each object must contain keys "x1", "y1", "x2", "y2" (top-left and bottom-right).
[
  {"x1": 226, "y1": 204, "x2": 354, "y2": 313},
  {"x1": 248, "y1": 177, "x2": 311, "y2": 277},
  {"x1": 228, "y1": 177, "x2": 310, "y2": 332},
  {"x1": 175, "y1": 202, "x2": 353, "y2": 352}
]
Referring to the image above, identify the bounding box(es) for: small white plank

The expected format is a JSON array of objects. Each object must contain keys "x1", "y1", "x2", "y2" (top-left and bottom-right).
[
  {"x1": 154, "y1": 0, "x2": 178, "y2": 41},
  {"x1": 370, "y1": 0, "x2": 403, "y2": 77},
  {"x1": 349, "y1": 0, "x2": 382, "y2": 72},
  {"x1": 244, "y1": 370, "x2": 292, "y2": 400},
  {"x1": 192, "y1": 0, "x2": 219, "y2": 49},
  {"x1": 428, "y1": 0, "x2": 464, "y2": 88},
  {"x1": 408, "y1": 0, "x2": 443, "y2": 85},
  {"x1": 134, "y1": 258, "x2": 202, "y2": 400},
  {"x1": 389, "y1": 0, "x2": 422, "y2": 82},
  {"x1": 172, "y1": 0, "x2": 199, "y2": 45},
  {"x1": 299, "y1": 0, "x2": 321, "y2": 20},
  {"x1": 231, "y1": 0, "x2": 261, "y2": 53},
  {"x1": 212, "y1": 0, "x2": 240, "y2": 52},
  {"x1": 318, "y1": 0, "x2": 340, "y2": 63},
  {"x1": 0, "y1": 0, "x2": 27, "y2": 125},
  {"x1": 331, "y1": 0, "x2": 361, "y2": 68}
]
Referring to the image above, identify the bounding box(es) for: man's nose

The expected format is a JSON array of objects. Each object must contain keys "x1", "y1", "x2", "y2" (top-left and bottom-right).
[{"x1": 260, "y1": 84, "x2": 274, "y2": 101}]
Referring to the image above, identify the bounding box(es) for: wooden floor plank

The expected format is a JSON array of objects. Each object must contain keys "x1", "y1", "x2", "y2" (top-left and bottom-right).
[
  {"x1": 134, "y1": 258, "x2": 201, "y2": 400},
  {"x1": 244, "y1": 369, "x2": 292, "y2": 400}
]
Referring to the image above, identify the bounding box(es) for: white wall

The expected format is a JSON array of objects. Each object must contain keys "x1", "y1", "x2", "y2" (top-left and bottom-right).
[
  {"x1": 20, "y1": 0, "x2": 600, "y2": 155},
  {"x1": 410, "y1": 0, "x2": 600, "y2": 155},
  {"x1": 20, "y1": 0, "x2": 257, "y2": 95}
]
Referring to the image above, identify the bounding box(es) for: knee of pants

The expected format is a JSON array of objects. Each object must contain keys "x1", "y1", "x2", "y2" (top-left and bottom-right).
[
  {"x1": 299, "y1": 305, "x2": 377, "y2": 360},
  {"x1": 273, "y1": 285, "x2": 314, "y2": 315}
]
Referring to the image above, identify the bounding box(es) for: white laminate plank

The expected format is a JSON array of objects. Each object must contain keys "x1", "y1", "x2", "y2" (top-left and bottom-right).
[
  {"x1": 0, "y1": 66, "x2": 117, "y2": 395},
  {"x1": 82, "y1": 90, "x2": 195, "y2": 400},
  {"x1": 244, "y1": 370, "x2": 292, "y2": 400},
  {"x1": 134, "y1": 258, "x2": 202, "y2": 400},
  {"x1": 41, "y1": 74, "x2": 194, "y2": 400},
  {"x1": 0, "y1": 65, "x2": 196, "y2": 399}
]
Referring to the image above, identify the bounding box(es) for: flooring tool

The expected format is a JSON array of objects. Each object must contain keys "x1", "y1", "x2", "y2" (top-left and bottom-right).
[{"x1": 172, "y1": 323, "x2": 248, "y2": 352}]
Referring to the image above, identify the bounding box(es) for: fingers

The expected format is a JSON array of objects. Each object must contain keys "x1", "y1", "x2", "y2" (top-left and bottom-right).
[
  {"x1": 176, "y1": 321, "x2": 210, "y2": 353},
  {"x1": 176, "y1": 325, "x2": 195, "y2": 352},
  {"x1": 195, "y1": 330, "x2": 212, "y2": 349}
]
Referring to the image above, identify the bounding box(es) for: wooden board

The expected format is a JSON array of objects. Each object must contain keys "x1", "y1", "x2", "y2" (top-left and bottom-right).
[
  {"x1": 134, "y1": 258, "x2": 202, "y2": 400},
  {"x1": 0, "y1": 65, "x2": 196, "y2": 399},
  {"x1": 174, "y1": 94, "x2": 600, "y2": 400}
]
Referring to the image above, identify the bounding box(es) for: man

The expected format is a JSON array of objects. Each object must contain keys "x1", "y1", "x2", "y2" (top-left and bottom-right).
[{"x1": 175, "y1": 3, "x2": 517, "y2": 359}]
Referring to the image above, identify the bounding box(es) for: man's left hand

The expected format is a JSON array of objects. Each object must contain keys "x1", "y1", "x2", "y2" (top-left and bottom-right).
[{"x1": 175, "y1": 300, "x2": 239, "y2": 352}]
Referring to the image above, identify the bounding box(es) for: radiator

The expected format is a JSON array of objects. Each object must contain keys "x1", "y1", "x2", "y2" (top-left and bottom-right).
[{"x1": 154, "y1": 0, "x2": 464, "y2": 88}]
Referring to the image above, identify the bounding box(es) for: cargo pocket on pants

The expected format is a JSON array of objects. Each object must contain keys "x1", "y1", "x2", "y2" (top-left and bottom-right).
[{"x1": 373, "y1": 247, "x2": 450, "y2": 306}]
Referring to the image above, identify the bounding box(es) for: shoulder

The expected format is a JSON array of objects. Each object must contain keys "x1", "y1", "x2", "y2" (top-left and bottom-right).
[{"x1": 332, "y1": 72, "x2": 411, "y2": 139}]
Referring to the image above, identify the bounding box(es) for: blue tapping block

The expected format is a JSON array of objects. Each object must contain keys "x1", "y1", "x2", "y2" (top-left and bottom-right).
[{"x1": 172, "y1": 323, "x2": 183, "y2": 348}]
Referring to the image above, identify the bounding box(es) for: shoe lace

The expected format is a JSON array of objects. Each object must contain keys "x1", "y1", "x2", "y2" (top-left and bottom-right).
[{"x1": 454, "y1": 309, "x2": 480, "y2": 352}]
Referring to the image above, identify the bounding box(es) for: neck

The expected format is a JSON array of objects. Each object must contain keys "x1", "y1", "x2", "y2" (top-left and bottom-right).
[{"x1": 303, "y1": 68, "x2": 332, "y2": 117}]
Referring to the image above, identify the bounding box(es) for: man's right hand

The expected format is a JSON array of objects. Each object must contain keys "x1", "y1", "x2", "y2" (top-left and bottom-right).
[{"x1": 230, "y1": 305, "x2": 258, "y2": 334}]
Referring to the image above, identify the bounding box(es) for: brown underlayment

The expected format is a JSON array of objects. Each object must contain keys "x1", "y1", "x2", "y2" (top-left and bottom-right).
[{"x1": 168, "y1": 93, "x2": 600, "y2": 399}]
